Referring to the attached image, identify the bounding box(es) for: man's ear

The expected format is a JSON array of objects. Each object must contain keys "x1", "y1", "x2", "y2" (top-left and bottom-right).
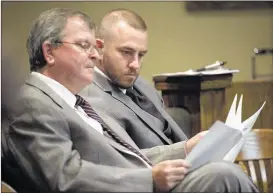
[
  {"x1": 42, "y1": 41, "x2": 55, "y2": 66},
  {"x1": 96, "y1": 38, "x2": 104, "y2": 58},
  {"x1": 96, "y1": 38, "x2": 104, "y2": 49}
]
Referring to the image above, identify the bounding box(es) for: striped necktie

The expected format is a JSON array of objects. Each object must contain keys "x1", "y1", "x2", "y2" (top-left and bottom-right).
[{"x1": 75, "y1": 95, "x2": 153, "y2": 166}]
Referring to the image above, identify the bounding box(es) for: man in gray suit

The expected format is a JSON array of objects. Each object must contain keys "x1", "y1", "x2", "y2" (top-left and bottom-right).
[
  {"x1": 2, "y1": 7, "x2": 258, "y2": 193},
  {"x1": 80, "y1": 9, "x2": 189, "y2": 149}
]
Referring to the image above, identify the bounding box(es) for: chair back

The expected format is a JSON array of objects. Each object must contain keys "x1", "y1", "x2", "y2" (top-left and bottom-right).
[
  {"x1": 235, "y1": 128, "x2": 273, "y2": 193},
  {"x1": 165, "y1": 107, "x2": 192, "y2": 138}
]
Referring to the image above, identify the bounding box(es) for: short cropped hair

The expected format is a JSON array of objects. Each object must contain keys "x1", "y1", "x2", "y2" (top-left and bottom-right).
[{"x1": 97, "y1": 8, "x2": 147, "y2": 39}]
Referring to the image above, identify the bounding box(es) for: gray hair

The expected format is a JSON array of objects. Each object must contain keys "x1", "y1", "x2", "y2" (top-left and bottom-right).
[{"x1": 27, "y1": 8, "x2": 96, "y2": 72}]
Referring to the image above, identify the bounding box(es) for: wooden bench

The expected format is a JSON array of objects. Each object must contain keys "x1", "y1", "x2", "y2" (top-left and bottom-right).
[{"x1": 235, "y1": 128, "x2": 273, "y2": 193}]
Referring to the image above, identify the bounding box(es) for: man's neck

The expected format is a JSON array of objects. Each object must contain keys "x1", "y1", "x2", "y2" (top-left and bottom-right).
[
  {"x1": 94, "y1": 67, "x2": 127, "y2": 94},
  {"x1": 40, "y1": 70, "x2": 81, "y2": 95}
]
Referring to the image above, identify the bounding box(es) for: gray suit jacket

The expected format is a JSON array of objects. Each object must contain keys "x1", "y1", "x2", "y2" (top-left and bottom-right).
[
  {"x1": 80, "y1": 71, "x2": 187, "y2": 149},
  {"x1": 1, "y1": 74, "x2": 186, "y2": 192}
]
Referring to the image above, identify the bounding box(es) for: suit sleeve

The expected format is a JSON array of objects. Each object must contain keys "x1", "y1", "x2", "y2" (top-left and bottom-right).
[
  {"x1": 6, "y1": 97, "x2": 153, "y2": 192},
  {"x1": 140, "y1": 141, "x2": 187, "y2": 164}
]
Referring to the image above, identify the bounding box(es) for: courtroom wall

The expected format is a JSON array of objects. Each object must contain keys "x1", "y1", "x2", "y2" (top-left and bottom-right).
[{"x1": 2, "y1": 1, "x2": 273, "y2": 84}]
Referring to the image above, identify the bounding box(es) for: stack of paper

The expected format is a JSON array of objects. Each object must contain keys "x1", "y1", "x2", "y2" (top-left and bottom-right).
[
  {"x1": 223, "y1": 94, "x2": 266, "y2": 161},
  {"x1": 185, "y1": 94, "x2": 266, "y2": 171},
  {"x1": 153, "y1": 67, "x2": 239, "y2": 77}
]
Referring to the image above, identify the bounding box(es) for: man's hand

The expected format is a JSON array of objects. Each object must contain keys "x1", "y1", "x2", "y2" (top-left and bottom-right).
[
  {"x1": 152, "y1": 159, "x2": 191, "y2": 191},
  {"x1": 186, "y1": 130, "x2": 208, "y2": 153}
]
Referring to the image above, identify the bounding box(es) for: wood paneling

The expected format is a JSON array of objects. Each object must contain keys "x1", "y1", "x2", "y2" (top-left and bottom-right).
[
  {"x1": 153, "y1": 74, "x2": 233, "y2": 137},
  {"x1": 225, "y1": 80, "x2": 273, "y2": 129},
  {"x1": 154, "y1": 74, "x2": 273, "y2": 138}
]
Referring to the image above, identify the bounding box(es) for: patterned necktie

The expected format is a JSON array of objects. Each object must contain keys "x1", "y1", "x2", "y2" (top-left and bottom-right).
[{"x1": 75, "y1": 95, "x2": 153, "y2": 166}]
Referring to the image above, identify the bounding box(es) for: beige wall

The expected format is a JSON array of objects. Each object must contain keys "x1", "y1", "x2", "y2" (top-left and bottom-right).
[{"x1": 2, "y1": 1, "x2": 273, "y2": 84}]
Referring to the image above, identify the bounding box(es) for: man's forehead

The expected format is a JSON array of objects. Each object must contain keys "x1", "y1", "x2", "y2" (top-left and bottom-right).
[
  {"x1": 65, "y1": 16, "x2": 90, "y2": 30},
  {"x1": 109, "y1": 22, "x2": 146, "y2": 39},
  {"x1": 111, "y1": 20, "x2": 129, "y2": 33},
  {"x1": 62, "y1": 17, "x2": 95, "y2": 40}
]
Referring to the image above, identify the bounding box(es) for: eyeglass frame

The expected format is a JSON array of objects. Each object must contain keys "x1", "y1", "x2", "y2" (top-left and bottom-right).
[{"x1": 55, "y1": 41, "x2": 97, "y2": 54}]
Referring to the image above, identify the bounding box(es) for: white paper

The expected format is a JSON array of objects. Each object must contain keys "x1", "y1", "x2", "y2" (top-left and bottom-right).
[
  {"x1": 240, "y1": 102, "x2": 266, "y2": 136},
  {"x1": 201, "y1": 68, "x2": 240, "y2": 75},
  {"x1": 185, "y1": 94, "x2": 266, "y2": 171},
  {"x1": 185, "y1": 121, "x2": 242, "y2": 172},
  {"x1": 153, "y1": 67, "x2": 239, "y2": 77},
  {"x1": 223, "y1": 95, "x2": 266, "y2": 162},
  {"x1": 223, "y1": 137, "x2": 245, "y2": 162},
  {"x1": 225, "y1": 94, "x2": 238, "y2": 128}
]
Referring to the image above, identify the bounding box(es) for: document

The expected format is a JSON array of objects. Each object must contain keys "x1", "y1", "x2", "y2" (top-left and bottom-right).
[
  {"x1": 152, "y1": 61, "x2": 239, "y2": 77},
  {"x1": 154, "y1": 68, "x2": 239, "y2": 77},
  {"x1": 185, "y1": 94, "x2": 266, "y2": 172}
]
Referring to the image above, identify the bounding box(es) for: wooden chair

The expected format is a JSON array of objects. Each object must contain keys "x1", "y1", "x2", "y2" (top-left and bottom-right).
[
  {"x1": 235, "y1": 128, "x2": 273, "y2": 193},
  {"x1": 1, "y1": 181, "x2": 16, "y2": 192}
]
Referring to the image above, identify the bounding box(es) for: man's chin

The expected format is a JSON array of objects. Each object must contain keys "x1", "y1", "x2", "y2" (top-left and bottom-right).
[
  {"x1": 115, "y1": 80, "x2": 135, "y2": 89},
  {"x1": 82, "y1": 75, "x2": 93, "y2": 85},
  {"x1": 111, "y1": 75, "x2": 138, "y2": 89}
]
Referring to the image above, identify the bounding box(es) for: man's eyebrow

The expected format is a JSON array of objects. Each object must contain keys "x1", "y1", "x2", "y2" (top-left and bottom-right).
[
  {"x1": 119, "y1": 46, "x2": 134, "y2": 51},
  {"x1": 74, "y1": 38, "x2": 91, "y2": 43},
  {"x1": 119, "y1": 47, "x2": 147, "y2": 54}
]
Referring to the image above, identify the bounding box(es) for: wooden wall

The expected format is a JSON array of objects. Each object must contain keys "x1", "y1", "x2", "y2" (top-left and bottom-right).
[
  {"x1": 224, "y1": 80, "x2": 273, "y2": 129},
  {"x1": 155, "y1": 75, "x2": 272, "y2": 137}
]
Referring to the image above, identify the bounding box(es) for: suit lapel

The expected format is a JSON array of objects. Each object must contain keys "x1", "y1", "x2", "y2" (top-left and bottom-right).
[
  {"x1": 26, "y1": 73, "x2": 146, "y2": 162},
  {"x1": 134, "y1": 80, "x2": 171, "y2": 123},
  {"x1": 25, "y1": 74, "x2": 65, "y2": 108},
  {"x1": 71, "y1": 105, "x2": 140, "y2": 155},
  {"x1": 97, "y1": 111, "x2": 140, "y2": 150},
  {"x1": 92, "y1": 71, "x2": 171, "y2": 144}
]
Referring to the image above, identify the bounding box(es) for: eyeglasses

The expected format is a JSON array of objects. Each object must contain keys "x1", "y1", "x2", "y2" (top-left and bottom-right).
[{"x1": 56, "y1": 41, "x2": 97, "y2": 54}]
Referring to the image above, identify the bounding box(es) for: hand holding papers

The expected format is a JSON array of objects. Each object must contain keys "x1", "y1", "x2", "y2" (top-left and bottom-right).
[{"x1": 185, "y1": 94, "x2": 266, "y2": 172}]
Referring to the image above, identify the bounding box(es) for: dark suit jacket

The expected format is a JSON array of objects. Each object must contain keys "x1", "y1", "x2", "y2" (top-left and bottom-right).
[
  {"x1": 80, "y1": 71, "x2": 188, "y2": 149},
  {"x1": 1, "y1": 73, "x2": 187, "y2": 192}
]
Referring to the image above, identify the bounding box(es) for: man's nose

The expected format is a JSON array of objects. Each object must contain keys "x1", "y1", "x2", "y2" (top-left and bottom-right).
[
  {"x1": 88, "y1": 48, "x2": 101, "y2": 61},
  {"x1": 128, "y1": 55, "x2": 141, "y2": 69}
]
